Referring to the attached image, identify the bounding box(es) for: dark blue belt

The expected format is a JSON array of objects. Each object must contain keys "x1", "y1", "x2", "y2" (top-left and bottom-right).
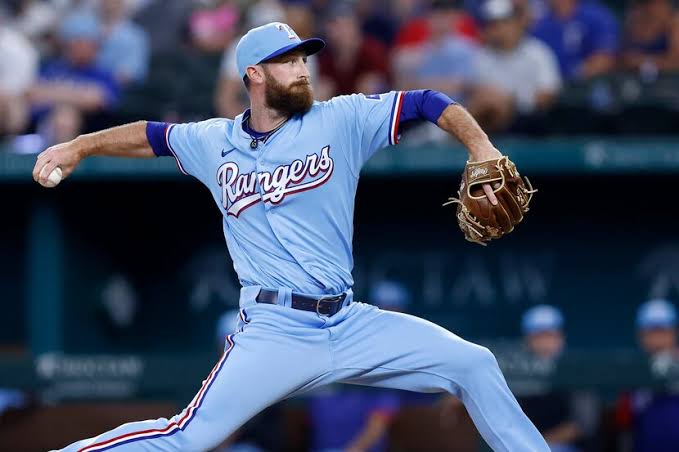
[{"x1": 256, "y1": 289, "x2": 348, "y2": 316}]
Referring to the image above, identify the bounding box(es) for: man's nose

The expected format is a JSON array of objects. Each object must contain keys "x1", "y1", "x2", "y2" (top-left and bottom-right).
[{"x1": 298, "y1": 63, "x2": 311, "y2": 79}]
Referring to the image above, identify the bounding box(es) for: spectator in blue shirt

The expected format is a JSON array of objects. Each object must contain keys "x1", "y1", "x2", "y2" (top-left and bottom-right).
[
  {"x1": 532, "y1": 0, "x2": 619, "y2": 80},
  {"x1": 95, "y1": 0, "x2": 150, "y2": 85},
  {"x1": 28, "y1": 12, "x2": 120, "y2": 142}
]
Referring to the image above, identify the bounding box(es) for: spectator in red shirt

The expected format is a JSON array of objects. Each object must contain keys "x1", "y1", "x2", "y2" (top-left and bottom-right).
[{"x1": 318, "y1": 2, "x2": 390, "y2": 96}]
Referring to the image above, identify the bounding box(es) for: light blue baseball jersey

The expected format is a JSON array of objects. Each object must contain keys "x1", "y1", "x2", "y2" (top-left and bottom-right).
[{"x1": 155, "y1": 92, "x2": 405, "y2": 295}]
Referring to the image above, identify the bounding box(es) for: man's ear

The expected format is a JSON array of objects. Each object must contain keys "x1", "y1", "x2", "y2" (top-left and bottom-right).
[{"x1": 246, "y1": 66, "x2": 265, "y2": 85}]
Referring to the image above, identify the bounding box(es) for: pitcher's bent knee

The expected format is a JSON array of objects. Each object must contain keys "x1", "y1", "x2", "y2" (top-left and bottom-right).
[
  {"x1": 438, "y1": 341, "x2": 500, "y2": 381},
  {"x1": 474, "y1": 345, "x2": 499, "y2": 369}
]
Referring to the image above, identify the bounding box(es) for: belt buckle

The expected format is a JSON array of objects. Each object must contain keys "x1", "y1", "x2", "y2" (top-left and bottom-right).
[{"x1": 315, "y1": 294, "x2": 345, "y2": 316}]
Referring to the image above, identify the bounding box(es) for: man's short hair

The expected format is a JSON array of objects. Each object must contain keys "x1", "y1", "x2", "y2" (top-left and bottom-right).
[{"x1": 243, "y1": 75, "x2": 250, "y2": 90}]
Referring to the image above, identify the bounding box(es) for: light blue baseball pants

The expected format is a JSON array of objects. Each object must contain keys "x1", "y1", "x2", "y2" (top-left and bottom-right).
[{"x1": 55, "y1": 287, "x2": 549, "y2": 452}]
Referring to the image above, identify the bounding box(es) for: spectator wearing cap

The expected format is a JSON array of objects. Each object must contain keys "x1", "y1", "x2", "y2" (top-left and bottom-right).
[
  {"x1": 518, "y1": 305, "x2": 592, "y2": 452},
  {"x1": 636, "y1": 299, "x2": 678, "y2": 357},
  {"x1": 28, "y1": 12, "x2": 120, "y2": 143},
  {"x1": 467, "y1": 0, "x2": 561, "y2": 133},
  {"x1": 621, "y1": 0, "x2": 679, "y2": 74},
  {"x1": 615, "y1": 300, "x2": 679, "y2": 452},
  {"x1": 531, "y1": 0, "x2": 619, "y2": 80},
  {"x1": 0, "y1": 16, "x2": 38, "y2": 135},
  {"x1": 317, "y1": 2, "x2": 390, "y2": 96},
  {"x1": 522, "y1": 304, "x2": 565, "y2": 360},
  {"x1": 95, "y1": 0, "x2": 150, "y2": 85}
]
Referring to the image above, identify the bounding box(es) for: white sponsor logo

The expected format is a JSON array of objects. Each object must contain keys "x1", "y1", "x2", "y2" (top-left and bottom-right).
[
  {"x1": 36, "y1": 353, "x2": 144, "y2": 379},
  {"x1": 217, "y1": 146, "x2": 334, "y2": 217}
]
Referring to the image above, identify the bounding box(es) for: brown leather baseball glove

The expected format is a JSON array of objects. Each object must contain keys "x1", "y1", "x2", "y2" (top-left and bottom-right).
[{"x1": 444, "y1": 156, "x2": 536, "y2": 246}]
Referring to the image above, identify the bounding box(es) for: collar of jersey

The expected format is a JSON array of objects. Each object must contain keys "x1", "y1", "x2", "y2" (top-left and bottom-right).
[{"x1": 241, "y1": 109, "x2": 268, "y2": 139}]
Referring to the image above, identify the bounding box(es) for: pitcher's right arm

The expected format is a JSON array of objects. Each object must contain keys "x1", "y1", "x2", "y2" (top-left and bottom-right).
[{"x1": 33, "y1": 120, "x2": 153, "y2": 186}]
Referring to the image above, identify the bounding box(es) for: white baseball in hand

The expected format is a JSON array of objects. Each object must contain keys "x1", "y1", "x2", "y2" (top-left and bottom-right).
[{"x1": 39, "y1": 166, "x2": 63, "y2": 188}]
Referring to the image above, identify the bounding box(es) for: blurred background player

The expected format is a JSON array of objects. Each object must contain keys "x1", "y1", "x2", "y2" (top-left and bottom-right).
[
  {"x1": 636, "y1": 299, "x2": 678, "y2": 359},
  {"x1": 517, "y1": 305, "x2": 598, "y2": 452},
  {"x1": 615, "y1": 299, "x2": 679, "y2": 452}
]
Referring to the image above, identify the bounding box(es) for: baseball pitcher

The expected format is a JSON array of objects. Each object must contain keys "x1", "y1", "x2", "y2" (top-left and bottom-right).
[{"x1": 34, "y1": 23, "x2": 547, "y2": 452}]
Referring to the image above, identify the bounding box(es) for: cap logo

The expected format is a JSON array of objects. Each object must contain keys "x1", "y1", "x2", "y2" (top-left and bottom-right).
[{"x1": 276, "y1": 23, "x2": 298, "y2": 40}]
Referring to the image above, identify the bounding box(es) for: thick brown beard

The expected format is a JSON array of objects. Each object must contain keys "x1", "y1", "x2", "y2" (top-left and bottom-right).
[{"x1": 263, "y1": 71, "x2": 314, "y2": 116}]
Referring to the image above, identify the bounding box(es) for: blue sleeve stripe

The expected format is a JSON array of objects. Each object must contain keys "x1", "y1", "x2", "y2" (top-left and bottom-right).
[
  {"x1": 400, "y1": 90, "x2": 456, "y2": 125},
  {"x1": 389, "y1": 91, "x2": 405, "y2": 146},
  {"x1": 146, "y1": 121, "x2": 172, "y2": 156},
  {"x1": 165, "y1": 125, "x2": 189, "y2": 176}
]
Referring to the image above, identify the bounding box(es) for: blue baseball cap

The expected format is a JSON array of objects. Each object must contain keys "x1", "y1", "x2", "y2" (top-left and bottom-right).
[
  {"x1": 636, "y1": 299, "x2": 677, "y2": 330},
  {"x1": 236, "y1": 22, "x2": 325, "y2": 79},
  {"x1": 59, "y1": 12, "x2": 101, "y2": 42},
  {"x1": 521, "y1": 305, "x2": 564, "y2": 335}
]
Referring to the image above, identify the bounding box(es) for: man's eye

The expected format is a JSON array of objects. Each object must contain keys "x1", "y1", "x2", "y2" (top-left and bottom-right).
[{"x1": 302, "y1": 57, "x2": 308, "y2": 64}]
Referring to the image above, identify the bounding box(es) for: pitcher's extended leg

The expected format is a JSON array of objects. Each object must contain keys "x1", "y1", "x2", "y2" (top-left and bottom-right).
[
  {"x1": 55, "y1": 307, "x2": 332, "y2": 452},
  {"x1": 330, "y1": 303, "x2": 549, "y2": 452}
]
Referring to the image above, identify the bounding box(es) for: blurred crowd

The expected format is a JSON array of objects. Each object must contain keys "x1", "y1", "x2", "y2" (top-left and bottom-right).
[{"x1": 1, "y1": 0, "x2": 679, "y2": 145}]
